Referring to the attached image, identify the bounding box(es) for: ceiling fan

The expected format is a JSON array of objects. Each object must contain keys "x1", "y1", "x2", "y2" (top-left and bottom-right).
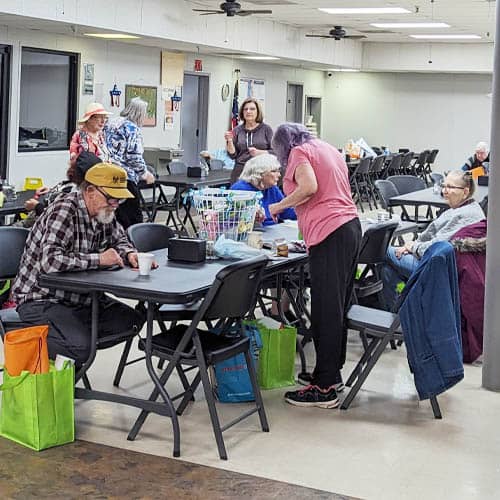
[
  {"x1": 193, "y1": 1, "x2": 272, "y2": 17},
  {"x1": 306, "y1": 26, "x2": 366, "y2": 41}
]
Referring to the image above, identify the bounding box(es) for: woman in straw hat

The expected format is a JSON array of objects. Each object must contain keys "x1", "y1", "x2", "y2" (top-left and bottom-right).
[{"x1": 69, "y1": 102, "x2": 112, "y2": 163}]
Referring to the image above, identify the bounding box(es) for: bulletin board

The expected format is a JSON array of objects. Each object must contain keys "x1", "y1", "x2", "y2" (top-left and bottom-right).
[{"x1": 239, "y1": 77, "x2": 265, "y2": 107}]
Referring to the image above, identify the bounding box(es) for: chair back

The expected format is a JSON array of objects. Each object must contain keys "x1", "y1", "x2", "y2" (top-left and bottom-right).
[
  {"x1": 169, "y1": 161, "x2": 187, "y2": 175},
  {"x1": 0, "y1": 227, "x2": 30, "y2": 279},
  {"x1": 399, "y1": 152, "x2": 414, "y2": 172},
  {"x1": 398, "y1": 148, "x2": 410, "y2": 154},
  {"x1": 127, "y1": 223, "x2": 175, "y2": 252},
  {"x1": 387, "y1": 175, "x2": 426, "y2": 195},
  {"x1": 427, "y1": 149, "x2": 439, "y2": 165},
  {"x1": 201, "y1": 256, "x2": 268, "y2": 322},
  {"x1": 430, "y1": 172, "x2": 444, "y2": 186},
  {"x1": 386, "y1": 153, "x2": 402, "y2": 175},
  {"x1": 358, "y1": 220, "x2": 399, "y2": 265},
  {"x1": 370, "y1": 155, "x2": 386, "y2": 175},
  {"x1": 374, "y1": 180, "x2": 398, "y2": 210},
  {"x1": 356, "y1": 157, "x2": 371, "y2": 175}
]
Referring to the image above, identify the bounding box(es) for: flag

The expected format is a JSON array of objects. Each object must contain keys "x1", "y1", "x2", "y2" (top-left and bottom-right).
[{"x1": 231, "y1": 71, "x2": 240, "y2": 129}]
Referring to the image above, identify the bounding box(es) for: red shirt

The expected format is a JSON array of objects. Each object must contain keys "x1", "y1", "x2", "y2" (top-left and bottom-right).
[{"x1": 283, "y1": 139, "x2": 358, "y2": 248}]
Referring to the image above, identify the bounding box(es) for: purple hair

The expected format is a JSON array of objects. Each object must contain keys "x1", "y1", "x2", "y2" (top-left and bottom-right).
[{"x1": 272, "y1": 122, "x2": 314, "y2": 167}]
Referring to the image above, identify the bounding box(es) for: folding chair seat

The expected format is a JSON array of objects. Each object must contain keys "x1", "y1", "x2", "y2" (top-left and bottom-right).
[
  {"x1": 341, "y1": 304, "x2": 442, "y2": 419},
  {"x1": 127, "y1": 255, "x2": 269, "y2": 460}
]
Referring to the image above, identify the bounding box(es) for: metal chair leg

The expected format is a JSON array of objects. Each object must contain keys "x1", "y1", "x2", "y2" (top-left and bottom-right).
[{"x1": 113, "y1": 337, "x2": 133, "y2": 387}]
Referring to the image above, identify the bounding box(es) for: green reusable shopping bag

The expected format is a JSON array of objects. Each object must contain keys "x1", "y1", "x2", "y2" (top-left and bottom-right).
[
  {"x1": 0, "y1": 361, "x2": 75, "y2": 451},
  {"x1": 249, "y1": 320, "x2": 297, "y2": 389}
]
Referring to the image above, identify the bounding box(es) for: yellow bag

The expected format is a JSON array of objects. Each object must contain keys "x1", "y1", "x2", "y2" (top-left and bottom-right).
[{"x1": 470, "y1": 166, "x2": 486, "y2": 182}]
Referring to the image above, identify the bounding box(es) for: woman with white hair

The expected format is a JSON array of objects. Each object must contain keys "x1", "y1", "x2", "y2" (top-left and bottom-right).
[
  {"x1": 462, "y1": 141, "x2": 490, "y2": 172},
  {"x1": 105, "y1": 97, "x2": 155, "y2": 228},
  {"x1": 231, "y1": 153, "x2": 296, "y2": 226}
]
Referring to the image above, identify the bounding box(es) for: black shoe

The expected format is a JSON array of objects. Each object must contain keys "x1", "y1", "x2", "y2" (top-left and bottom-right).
[
  {"x1": 284, "y1": 385, "x2": 339, "y2": 409},
  {"x1": 297, "y1": 371, "x2": 344, "y2": 393}
]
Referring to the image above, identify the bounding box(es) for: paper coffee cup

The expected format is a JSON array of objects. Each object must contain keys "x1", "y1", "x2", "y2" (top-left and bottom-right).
[{"x1": 137, "y1": 252, "x2": 155, "y2": 276}]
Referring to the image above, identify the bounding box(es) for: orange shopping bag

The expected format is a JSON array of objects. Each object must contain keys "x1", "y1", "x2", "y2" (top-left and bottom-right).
[
  {"x1": 470, "y1": 166, "x2": 486, "y2": 182},
  {"x1": 4, "y1": 325, "x2": 50, "y2": 376}
]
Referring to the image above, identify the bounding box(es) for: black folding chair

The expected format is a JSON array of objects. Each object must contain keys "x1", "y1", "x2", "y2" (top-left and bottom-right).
[
  {"x1": 0, "y1": 227, "x2": 30, "y2": 340},
  {"x1": 127, "y1": 255, "x2": 270, "y2": 460}
]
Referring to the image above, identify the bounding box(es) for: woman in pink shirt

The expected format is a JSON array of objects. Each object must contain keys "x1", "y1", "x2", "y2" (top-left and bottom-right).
[{"x1": 269, "y1": 123, "x2": 361, "y2": 409}]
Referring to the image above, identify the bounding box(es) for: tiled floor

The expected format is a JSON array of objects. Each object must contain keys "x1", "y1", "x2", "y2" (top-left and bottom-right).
[{"x1": 2, "y1": 206, "x2": 499, "y2": 499}]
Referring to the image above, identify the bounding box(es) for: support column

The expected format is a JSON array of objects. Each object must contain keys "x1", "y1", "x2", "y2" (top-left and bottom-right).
[{"x1": 482, "y1": 0, "x2": 500, "y2": 390}]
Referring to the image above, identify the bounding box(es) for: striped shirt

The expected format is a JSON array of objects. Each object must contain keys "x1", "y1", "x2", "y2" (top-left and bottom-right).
[{"x1": 12, "y1": 190, "x2": 135, "y2": 306}]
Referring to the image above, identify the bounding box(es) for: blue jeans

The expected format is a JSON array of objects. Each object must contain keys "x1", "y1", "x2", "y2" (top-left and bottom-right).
[{"x1": 382, "y1": 247, "x2": 420, "y2": 310}]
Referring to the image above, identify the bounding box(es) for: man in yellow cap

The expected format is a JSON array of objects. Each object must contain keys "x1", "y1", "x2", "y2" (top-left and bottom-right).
[{"x1": 11, "y1": 163, "x2": 148, "y2": 367}]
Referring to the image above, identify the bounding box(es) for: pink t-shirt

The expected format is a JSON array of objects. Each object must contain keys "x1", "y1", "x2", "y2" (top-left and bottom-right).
[{"x1": 283, "y1": 139, "x2": 358, "y2": 248}]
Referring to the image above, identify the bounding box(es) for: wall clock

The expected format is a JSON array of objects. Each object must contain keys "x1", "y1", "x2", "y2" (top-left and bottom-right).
[{"x1": 221, "y1": 83, "x2": 230, "y2": 101}]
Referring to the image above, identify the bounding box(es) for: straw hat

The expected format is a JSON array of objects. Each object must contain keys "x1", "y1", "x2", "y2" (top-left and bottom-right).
[{"x1": 78, "y1": 102, "x2": 112, "y2": 123}]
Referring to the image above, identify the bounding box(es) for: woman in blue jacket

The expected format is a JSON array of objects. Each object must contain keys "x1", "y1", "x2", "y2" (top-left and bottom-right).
[{"x1": 231, "y1": 153, "x2": 296, "y2": 225}]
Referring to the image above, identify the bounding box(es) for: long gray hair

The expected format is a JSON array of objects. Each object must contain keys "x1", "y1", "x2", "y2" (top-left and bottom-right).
[
  {"x1": 239, "y1": 154, "x2": 281, "y2": 187},
  {"x1": 272, "y1": 122, "x2": 313, "y2": 167},
  {"x1": 120, "y1": 97, "x2": 148, "y2": 126}
]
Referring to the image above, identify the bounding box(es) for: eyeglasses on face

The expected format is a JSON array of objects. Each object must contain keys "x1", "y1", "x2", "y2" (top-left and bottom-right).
[
  {"x1": 96, "y1": 187, "x2": 125, "y2": 205},
  {"x1": 440, "y1": 183, "x2": 466, "y2": 191}
]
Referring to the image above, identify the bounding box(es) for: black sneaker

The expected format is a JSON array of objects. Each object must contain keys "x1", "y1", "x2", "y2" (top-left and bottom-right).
[
  {"x1": 297, "y1": 372, "x2": 344, "y2": 393},
  {"x1": 284, "y1": 385, "x2": 339, "y2": 409}
]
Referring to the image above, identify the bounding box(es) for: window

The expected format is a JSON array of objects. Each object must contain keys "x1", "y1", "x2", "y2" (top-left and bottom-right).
[
  {"x1": 18, "y1": 48, "x2": 78, "y2": 152},
  {"x1": 0, "y1": 44, "x2": 11, "y2": 178}
]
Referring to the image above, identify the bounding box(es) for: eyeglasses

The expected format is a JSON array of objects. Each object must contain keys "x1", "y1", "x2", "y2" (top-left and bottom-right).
[
  {"x1": 96, "y1": 187, "x2": 125, "y2": 205},
  {"x1": 440, "y1": 183, "x2": 466, "y2": 191}
]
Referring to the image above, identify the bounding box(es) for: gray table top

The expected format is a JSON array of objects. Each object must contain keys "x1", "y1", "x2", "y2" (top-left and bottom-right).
[
  {"x1": 0, "y1": 190, "x2": 35, "y2": 217},
  {"x1": 389, "y1": 185, "x2": 488, "y2": 208},
  {"x1": 156, "y1": 170, "x2": 232, "y2": 189},
  {"x1": 39, "y1": 227, "x2": 308, "y2": 306}
]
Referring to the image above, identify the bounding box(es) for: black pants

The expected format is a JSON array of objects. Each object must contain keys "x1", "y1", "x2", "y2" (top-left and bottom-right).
[
  {"x1": 308, "y1": 218, "x2": 362, "y2": 388},
  {"x1": 17, "y1": 297, "x2": 145, "y2": 367},
  {"x1": 116, "y1": 180, "x2": 143, "y2": 229}
]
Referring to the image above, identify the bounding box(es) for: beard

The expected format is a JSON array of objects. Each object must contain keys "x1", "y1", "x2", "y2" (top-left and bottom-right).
[{"x1": 96, "y1": 208, "x2": 116, "y2": 224}]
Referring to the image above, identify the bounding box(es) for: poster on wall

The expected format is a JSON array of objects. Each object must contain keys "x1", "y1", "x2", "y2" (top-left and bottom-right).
[
  {"x1": 125, "y1": 85, "x2": 157, "y2": 127},
  {"x1": 83, "y1": 63, "x2": 94, "y2": 95},
  {"x1": 239, "y1": 77, "x2": 265, "y2": 107},
  {"x1": 160, "y1": 51, "x2": 185, "y2": 130}
]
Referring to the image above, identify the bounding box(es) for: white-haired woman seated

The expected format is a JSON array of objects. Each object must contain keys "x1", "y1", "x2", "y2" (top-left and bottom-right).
[
  {"x1": 231, "y1": 153, "x2": 296, "y2": 225},
  {"x1": 382, "y1": 170, "x2": 485, "y2": 310}
]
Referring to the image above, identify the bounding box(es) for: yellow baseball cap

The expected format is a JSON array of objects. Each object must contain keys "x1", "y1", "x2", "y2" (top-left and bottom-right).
[{"x1": 85, "y1": 163, "x2": 134, "y2": 199}]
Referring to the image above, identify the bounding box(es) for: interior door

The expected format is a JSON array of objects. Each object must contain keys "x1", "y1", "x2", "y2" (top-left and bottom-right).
[
  {"x1": 0, "y1": 45, "x2": 11, "y2": 180},
  {"x1": 181, "y1": 73, "x2": 209, "y2": 167},
  {"x1": 286, "y1": 83, "x2": 303, "y2": 123}
]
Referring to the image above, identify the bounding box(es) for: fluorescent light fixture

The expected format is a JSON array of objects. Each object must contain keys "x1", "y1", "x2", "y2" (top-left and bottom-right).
[
  {"x1": 371, "y1": 22, "x2": 450, "y2": 29},
  {"x1": 319, "y1": 7, "x2": 411, "y2": 15},
  {"x1": 328, "y1": 68, "x2": 360, "y2": 72},
  {"x1": 239, "y1": 56, "x2": 280, "y2": 60},
  {"x1": 84, "y1": 33, "x2": 140, "y2": 39},
  {"x1": 410, "y1": 34, "x2": 481, "y2": 40}
]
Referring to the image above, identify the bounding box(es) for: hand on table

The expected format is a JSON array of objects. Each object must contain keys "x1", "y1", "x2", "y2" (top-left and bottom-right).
[
  {"x1": 99, "y1": 248, "x2": 124, "y2": 268},
  {"x1": 142, "y1": 171, "x2": 155, "y2": 185},
  {"x1": 24, "y1": 198, "x2": 40, "y2": 211}
]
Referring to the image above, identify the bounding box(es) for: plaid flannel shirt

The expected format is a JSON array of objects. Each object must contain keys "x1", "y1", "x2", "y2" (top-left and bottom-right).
[{"x1": 12, "y1": 190, "x2": 135, "y2": 306}]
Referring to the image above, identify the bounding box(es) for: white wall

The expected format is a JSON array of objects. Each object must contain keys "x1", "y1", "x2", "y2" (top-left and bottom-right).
[
  {"x1": 322, "y1": 71, "x2": 492, "y2": 171},
  {"x1": 1, "y1": 26, "x2": 326, "y2": 187}
]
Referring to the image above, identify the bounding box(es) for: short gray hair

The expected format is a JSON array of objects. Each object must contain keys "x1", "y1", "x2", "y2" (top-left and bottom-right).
[
  {"x1": 239, "y1": 154, "x2": 281, "y2": 186},
  {"x1": 120, "y1": 97, "x2": 148, "y2": 126},
  {"x1": 475, "y1": 141, "x2": 489, "y2": 153}
]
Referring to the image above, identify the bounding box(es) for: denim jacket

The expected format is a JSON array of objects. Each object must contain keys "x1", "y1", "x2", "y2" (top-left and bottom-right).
[{"x1": 399, "y1": 241, "x2": 464, "y2": 400}]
